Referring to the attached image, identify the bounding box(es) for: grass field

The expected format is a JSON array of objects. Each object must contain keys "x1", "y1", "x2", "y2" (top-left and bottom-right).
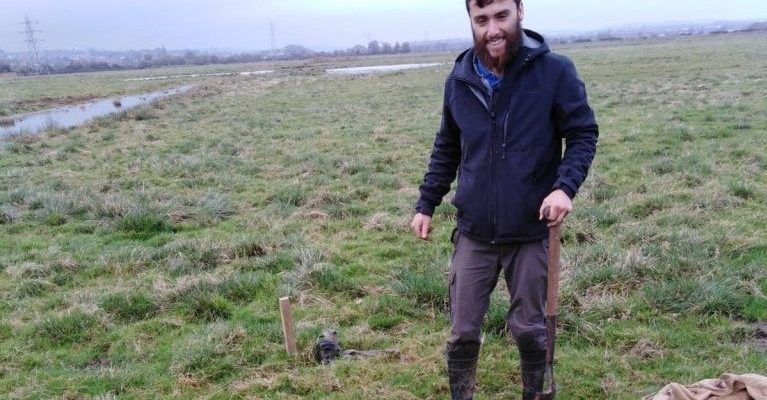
[{"x1": 1, "y1": 32, "x2": 765, "y2": 399}]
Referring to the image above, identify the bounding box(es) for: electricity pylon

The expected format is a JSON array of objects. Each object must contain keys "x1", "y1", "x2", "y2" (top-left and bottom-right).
[{"x1": 22, "y1": 15, "x2": 44, "y2": 75}]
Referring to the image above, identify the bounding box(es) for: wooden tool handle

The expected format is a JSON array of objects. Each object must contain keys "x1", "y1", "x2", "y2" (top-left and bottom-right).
[{"x1": 545, "y1": 225, "x2": 561, "y2": 317}]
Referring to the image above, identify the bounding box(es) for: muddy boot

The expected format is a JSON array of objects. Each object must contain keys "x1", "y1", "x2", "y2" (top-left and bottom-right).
[
  {"x1": 446, "y1": 342, "x2": 480, "y2": 400},
  {"x1": 520, "y1": 356, "x2": 546, "y2": 400}
]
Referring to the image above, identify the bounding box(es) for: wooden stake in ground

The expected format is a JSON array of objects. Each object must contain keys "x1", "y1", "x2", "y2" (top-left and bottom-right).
[{"x1": 279, "y1": 297, "x2": 297, "y2": 357}]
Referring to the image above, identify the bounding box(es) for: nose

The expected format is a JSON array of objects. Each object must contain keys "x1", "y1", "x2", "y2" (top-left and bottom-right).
[{"x1": 487, "y1": 19, "x2": 503, "y2": 38}]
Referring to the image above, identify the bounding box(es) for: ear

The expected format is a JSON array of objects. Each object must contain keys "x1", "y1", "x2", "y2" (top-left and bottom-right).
[{"x1": 518, "y1": 1, "x2": 525, "y2": 21}]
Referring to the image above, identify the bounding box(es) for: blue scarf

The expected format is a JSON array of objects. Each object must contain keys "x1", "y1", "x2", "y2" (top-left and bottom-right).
[{"x1": 474, "y1": 56, "x2": 502, "y2": 91}]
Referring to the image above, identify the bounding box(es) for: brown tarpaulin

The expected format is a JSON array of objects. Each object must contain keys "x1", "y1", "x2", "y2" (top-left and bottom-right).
[{"x1": 645, "y1": 374, "x2": 767, "y2": 400}]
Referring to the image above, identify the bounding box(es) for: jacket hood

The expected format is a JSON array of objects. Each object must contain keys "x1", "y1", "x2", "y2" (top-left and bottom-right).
[{"x1": 451, "y1": 29, "x2": 550, "y2": 85}]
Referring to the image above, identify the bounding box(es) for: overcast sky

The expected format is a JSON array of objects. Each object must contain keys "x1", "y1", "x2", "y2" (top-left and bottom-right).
[{"x1": 2, "y1": 0, "x2": 767, "y2": 52}]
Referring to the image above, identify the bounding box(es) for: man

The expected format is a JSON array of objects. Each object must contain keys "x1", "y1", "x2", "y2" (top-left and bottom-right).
[{"x1": 410, "y1": 0, "x2": 598, "y2": 399}]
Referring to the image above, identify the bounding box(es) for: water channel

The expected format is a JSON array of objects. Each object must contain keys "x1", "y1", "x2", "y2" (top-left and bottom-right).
[
  {"x1": 1, "y1": 64, "x2": 443, "y2": 137},
  {"x1": 326, "y1": 63, "x2": 443, "y2": 75},
  {"x1": 0, "y1": 85, "x2": 194, "y2": 138},
  {"x1": 124, "y1": 70, "x2": 274, "y2": 82}
]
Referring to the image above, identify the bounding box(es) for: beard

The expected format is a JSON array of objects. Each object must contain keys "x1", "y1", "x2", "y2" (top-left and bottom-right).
[{"x1": 473, "y1": 19, "x2": 523, "y2": 74}]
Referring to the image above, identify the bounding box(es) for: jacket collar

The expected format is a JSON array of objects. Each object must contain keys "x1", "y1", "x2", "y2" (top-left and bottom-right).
[{"x1": 452, "y1": 29, "x2": 550, "y2": 89}]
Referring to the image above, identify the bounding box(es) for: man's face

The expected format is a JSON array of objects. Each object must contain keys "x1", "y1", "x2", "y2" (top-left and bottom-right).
[{"x1": 469, "y1": 0, "x2": 524, "y2": 73}]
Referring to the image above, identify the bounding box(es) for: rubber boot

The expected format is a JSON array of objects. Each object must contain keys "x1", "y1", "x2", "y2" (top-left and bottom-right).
[
  {"x1": 520, "y1": 356, "x2": 546, "y2": 400},
  {"x1": 446, "y1": 342, "x2": 480, "y2": 400}
]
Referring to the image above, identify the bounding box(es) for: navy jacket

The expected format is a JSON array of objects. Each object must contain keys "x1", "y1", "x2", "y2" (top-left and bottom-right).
[{"x1": 416, "y1": 30, "x2": 598, "y2": 243}]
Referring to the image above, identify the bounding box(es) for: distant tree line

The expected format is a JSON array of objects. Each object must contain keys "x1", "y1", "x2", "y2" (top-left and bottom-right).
[
  {"x1": 364, "y1": 41, "x2": 412, "y2": 55},
  {"x1": 2, "y1": 40, "x2": 413, "y2": 76},
  {"x1": 5, "y1": 20, "x2": 767, "y2": 76},
  {"x1": 0, "y1": 49, "x2": 11, "y2": 73},
  {"x1": 744, "y1": 21, "x2": 767, "y2": 31}
]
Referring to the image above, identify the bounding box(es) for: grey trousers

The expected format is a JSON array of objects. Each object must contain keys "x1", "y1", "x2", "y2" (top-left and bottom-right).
[{"x1": 447, "y1": 230, "x2": 548, "y2": 355}]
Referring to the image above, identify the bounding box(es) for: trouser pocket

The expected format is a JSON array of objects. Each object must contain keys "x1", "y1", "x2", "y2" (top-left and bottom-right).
[
  {"x1": 448, "y1": 228, "x2": 459, "y2": 320},
  {"x1": 448, "y1": 270, "x2": 456, "y2": 322},
  {"x1": 448, "y1": 234, "x2": 500, "y2": 344}
]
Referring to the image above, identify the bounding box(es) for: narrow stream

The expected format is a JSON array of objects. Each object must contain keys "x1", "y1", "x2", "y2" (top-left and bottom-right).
[
  {"x1": 326, "y1": 63, "x2": 443, "y2": 75},
  {"x1": 0, "y1": 85, "x2": 194, "y2": 138},
  {"x1": 124, "y1": 70, "x2": 273, "y2": 82}
]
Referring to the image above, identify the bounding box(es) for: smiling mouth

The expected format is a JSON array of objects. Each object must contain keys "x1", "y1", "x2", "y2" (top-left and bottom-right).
[{"x1": 487, "y1": 37, "x2": 506, "y2": 49}]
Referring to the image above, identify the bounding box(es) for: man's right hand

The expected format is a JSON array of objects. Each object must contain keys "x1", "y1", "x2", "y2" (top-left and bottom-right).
[{"x1": 410, "y1": 213, "x2": 432, "y2": 240}]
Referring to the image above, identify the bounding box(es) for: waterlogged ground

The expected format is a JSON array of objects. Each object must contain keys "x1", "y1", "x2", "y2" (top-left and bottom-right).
[
  {"x1": 0, "y1": 33, "x2": 765, "y2": 399},
  {"x1": 0, "y1": 85, "x2": 194, "y2": 137}
]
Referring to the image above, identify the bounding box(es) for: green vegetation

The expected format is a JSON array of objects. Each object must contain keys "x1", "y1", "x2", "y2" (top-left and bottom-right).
[{"x1": 1, "y1": 32, "x2": 765, "y2": 399}]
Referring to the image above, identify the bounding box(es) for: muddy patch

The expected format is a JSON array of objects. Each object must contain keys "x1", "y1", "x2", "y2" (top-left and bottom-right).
[{"x1": 9, "y1": 94, "x2": 102, "y2": 116}]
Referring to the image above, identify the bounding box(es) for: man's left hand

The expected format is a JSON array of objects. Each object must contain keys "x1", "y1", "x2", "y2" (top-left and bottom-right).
[{"x1": 539, "y1": 189, "x2": 572, "y2": 227}]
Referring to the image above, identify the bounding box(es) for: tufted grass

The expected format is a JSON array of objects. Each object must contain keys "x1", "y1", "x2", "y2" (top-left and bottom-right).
[{"x1": 0, "y1": 32, "x2": 765, "y2": 399}]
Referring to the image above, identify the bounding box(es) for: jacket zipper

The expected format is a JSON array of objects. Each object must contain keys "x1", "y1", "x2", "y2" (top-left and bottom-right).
[
  {"x1": 453, "y1": 76, "x2": 499, "y2": 243},
  {"x1": 448, "y1": 49, "x2": 538, "y2": 243},
  {"x1": 490, "y1": 92, "x2": 498, "y2": 244}
]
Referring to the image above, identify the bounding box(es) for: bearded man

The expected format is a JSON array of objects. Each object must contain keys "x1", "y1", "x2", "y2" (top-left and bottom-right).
[{"x1": 410, "y1": 0, "x2": 598, "y2": 398}]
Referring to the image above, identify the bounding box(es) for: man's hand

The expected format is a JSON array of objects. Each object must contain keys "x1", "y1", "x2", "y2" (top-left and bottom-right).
[
  {"x1": 410, "y1": 213, "x2": 432, "y2": 240},
  {"x1": 539, "y1": 189, "x2": 572, "y2": 227}
]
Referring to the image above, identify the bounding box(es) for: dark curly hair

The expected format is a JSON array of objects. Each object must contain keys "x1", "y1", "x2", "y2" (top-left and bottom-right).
[{"x1": 465, "y1": 0, "x2": 521, "y2": 13}]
